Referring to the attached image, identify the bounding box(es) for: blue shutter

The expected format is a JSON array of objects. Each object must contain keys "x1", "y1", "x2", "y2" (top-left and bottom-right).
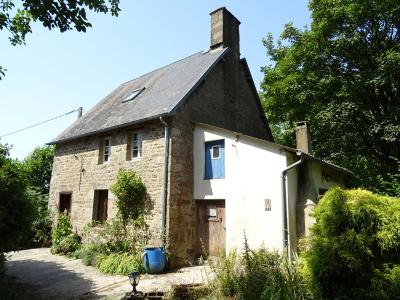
[{"x1": 205, "y1": 140, "x2": 225, "y2": 179}]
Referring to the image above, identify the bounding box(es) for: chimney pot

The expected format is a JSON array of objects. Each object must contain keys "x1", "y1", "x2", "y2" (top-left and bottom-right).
[{"x1": 296, "y1": 121, "x2": 312, "y2": 154}]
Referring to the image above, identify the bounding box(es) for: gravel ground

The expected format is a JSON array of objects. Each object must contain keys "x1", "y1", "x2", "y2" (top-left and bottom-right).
[{"x1": 5, "y1": 248, "x2": 211, "y2": 299}]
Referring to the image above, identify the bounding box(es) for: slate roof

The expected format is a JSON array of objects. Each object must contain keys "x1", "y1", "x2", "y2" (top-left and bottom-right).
[{"x1": 50, "y1": 48, "x2": 228, "y2": 144}]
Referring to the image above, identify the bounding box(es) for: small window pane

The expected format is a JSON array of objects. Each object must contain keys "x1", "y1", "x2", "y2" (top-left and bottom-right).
[
  {"x1": 104, "y1": 138, "x2": 111, "y2": 162},
  {"x1": 212, "y1": 146, "x2": 220, "y2": 159},
  {"x1": 132, "y1": 132, "x2": 143, "y2": 158}
]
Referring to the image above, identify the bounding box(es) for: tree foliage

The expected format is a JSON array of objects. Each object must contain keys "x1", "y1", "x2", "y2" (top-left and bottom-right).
[
  {"x1": 24, "y1": 145, "x2": 54, "y2": 194},
  {"x1": 260, "y1": 0, "x2": 400, "y2": 191},
  {"x1": 0, "y1": 144, "x2": 32, "y2": 252},
  {"x1": 304, "y1": 188, "x2": 400, "y2": 299},
  {"x1": 0, "y1": 0, "x2": 120, "y2": 79}
]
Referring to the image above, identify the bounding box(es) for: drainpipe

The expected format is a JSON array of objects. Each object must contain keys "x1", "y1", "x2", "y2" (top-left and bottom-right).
[
  {"x1": 160, "y1": 117, "x2": 170, "y2": 244},
  {"x1": 281, "y1": 151, "x2": 304, "y2": 259}
]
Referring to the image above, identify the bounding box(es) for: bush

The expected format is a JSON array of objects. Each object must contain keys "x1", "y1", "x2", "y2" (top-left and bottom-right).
[
  {"x1": 111, "y1": 169, "x2": 147, "y2": 225},
  {"x1": 74, "y1": 218, "x2": 149, "y2": 275},
  {"x1": 68, "y1": 171, "x2": 149, "y2": 276},
  {"x1": 82, "y1": 217, "x2": 149, "y2": 254},
  {"x1": 303, "y1": 187, "x2": 400, "y2": 299},
  {"x1": 73, "y1": 244, "x2": 99, "y2": 266},
  {"x1": 51, "y1": 212, "x2": 80, "y2": 255},
  {"x1": 26, "y1": 188, "x2": 52, "y2": 247},
  {"x1": 0, "y1": 144, "x2": 33, "y2": 253},
  {"x1": 209, "y1": 238, "x2": 313, "y2": 299},
  {"x1": 95, "y1": 252, "x2": 144, "y2": 275}
]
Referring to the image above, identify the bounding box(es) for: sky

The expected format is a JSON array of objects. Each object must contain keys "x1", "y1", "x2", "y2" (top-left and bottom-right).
[{"x1": 0, "y1": 0, "x2": 311, "y2": 159}]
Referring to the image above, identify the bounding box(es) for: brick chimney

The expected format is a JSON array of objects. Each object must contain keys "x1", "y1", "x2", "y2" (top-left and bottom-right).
[
  {"x1": 210, "y1": 7, "x2": 241, "y2": 60},
  {"x1": 296, "y1": 121, "x2": 312, "y2": 154}
]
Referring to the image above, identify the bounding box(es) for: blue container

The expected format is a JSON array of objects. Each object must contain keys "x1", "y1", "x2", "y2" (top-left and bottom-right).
[{"x1": 143, "y1": 247, "x2": 166, "y2": 274}]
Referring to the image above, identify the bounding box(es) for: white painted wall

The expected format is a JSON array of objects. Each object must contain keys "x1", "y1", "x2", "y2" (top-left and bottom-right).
[{"x1": 194, "y1": 124, "x2": 288, "y2": 253}]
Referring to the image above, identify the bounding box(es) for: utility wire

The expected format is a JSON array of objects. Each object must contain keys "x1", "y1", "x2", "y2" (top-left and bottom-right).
[{"x1": 0, "y1": 108, "x2": 80, "y2": 138}]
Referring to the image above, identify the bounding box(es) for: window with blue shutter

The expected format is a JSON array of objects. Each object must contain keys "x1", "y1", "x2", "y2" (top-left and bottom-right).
[{"x1": 205, "y1": 140, "x2": 225, "y2": 179}]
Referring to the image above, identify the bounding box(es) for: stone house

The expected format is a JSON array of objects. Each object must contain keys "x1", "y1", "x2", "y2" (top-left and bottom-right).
[{"x1": 48, "y1": 7, "x2": 352, "y2": 265}]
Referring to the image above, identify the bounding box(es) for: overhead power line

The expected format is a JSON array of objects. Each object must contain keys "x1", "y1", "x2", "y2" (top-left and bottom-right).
[{"x1": 0, "y1": 108, "x2": 82, "y2": 138}]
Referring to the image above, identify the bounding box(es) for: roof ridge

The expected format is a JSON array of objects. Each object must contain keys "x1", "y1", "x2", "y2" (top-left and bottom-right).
[{"x1": 120, "y1": 49, "x2": 213, "y2": 87}]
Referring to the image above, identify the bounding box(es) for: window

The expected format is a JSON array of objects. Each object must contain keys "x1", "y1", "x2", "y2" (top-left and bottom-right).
[
  {"x1": 132, "y1": 132, "x2": 143, "y2": 158},
  {"x1": 93, "y1": 190, "x2": 108, "y2": 222},
  {"x1": 205, "y1": 140, "x2": 225, "y2": 179},
  {"x1": 121, "y1": 87, "x2": 145, "y2": 103},
  {"x1": 103, "y1": 137, "x2": 111, "y2": 163},
  {"x1": 59, "y1": 193, "x2": 71, "y2": 213},
  {"x1": 212, "y1": 145, "x2": 220, "y2": 159}
]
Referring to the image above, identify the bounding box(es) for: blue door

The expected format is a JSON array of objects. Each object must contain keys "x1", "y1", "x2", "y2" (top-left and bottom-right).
[{"x1": 205, "y1": 140, "x2": 225, "y2": 179}]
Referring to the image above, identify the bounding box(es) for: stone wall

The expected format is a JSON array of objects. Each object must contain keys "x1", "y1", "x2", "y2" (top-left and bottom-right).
[{"x1": 49, "y1": 122, "x2": 165, "y2": 243}]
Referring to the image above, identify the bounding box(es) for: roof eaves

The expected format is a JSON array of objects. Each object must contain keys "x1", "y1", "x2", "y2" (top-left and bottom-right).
[
  {"x1": 194, "y1": 122, "x2": 354, "y2": 177},
  {"x1": 280, "y1": 146, "x2": 355, "y2": 177},
  {"x1": 47, "y1": 112, "x2": 170, "y2": 145},
  {"x1": 168, "y1": 47, "x2": 229, "y2": 116}
]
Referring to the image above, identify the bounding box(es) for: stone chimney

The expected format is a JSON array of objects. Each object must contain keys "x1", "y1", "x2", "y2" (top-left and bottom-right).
[
  {"x1": 210, "y1": 7, "x2": 241, "y2": 59},
  {"x1": 296, "y1": 121, "x2": 312, "y2": 154}
]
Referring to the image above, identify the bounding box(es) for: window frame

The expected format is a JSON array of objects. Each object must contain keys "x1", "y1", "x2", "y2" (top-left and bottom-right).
[
  {"x1": 103, "y1": 137, "x2": 111, "y2": 163},
  {"x1": 132, "y1": 131, "x2": 143, "y2": 159},
  {"x1": 59, "y1": 192, "x2": 72, "y2": 214},
  {"x1": 204, "y1": 139, "x2": 225, "y2": 180}
]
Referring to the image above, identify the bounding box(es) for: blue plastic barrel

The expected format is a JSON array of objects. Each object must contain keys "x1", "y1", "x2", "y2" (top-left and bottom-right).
[{"x1": 143, "y1": 247, "x2": 166, "y2": 274}]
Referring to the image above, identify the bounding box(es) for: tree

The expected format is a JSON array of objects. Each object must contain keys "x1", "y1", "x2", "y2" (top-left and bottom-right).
[
  {"x1": 0, "y1": 0, "x2": 120, "y2": 79},
  {"x1": 0, "y1": 143, "x2": 32, "y2": 253},
  {"x1": 22, "y1": 145, "x2": 55, "y2": 246},
  {"x1": 24, "y1": 145, "x2": 55, "y2": 194},
  {"x1": 260, "y1": 0, "x2": 400, "y2": 192}
]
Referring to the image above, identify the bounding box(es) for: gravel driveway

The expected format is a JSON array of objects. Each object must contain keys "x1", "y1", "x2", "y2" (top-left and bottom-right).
[{"x1": 5, "y1": 248, "x2": 210, "y2": 299}]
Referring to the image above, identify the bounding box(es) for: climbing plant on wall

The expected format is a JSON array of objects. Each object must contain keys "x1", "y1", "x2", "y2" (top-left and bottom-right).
[{"x1": 111, "y1": 169, "x2": 147, "y2": 225}]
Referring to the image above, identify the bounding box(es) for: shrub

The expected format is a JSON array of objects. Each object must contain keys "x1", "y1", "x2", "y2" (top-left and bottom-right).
[
  {"x1": 26, "y1": 188, "x2": 52, "y2": 247},
  {"x1": 0, "y1": 144, "x2": 33, "y2": 253},
  {"x1": 73, "y1": 244, "x2": 99, "y2": 266},
  {"x1": 111, "y1": 169, "x2": 147, "y2": 225},
  {"x1": 95, "y1": 252, "x2": 144, "y2": 275},
  {"x1": 303, "y1": 187, "x2": 400, "y2": 299},
  {"x1": 51, "y1": 212, "x2": 80, "y2": 255},
  {"x1": 76, "y1": 217, "x2": 149, "y2": 274},
  {"x1": 82, "y1": 217, "x2": 149, "y2": 254},
  {"x1": 209, "y1": 238, "x2": 313, "y2": 299}
]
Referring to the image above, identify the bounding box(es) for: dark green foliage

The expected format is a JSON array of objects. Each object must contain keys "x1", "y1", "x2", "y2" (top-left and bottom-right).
[
  {"x1": 26, "y1": 188, "x2": 52, "y2": 247},
  {"x1": 23, "y1": 145, "x2": 54, "y2": 247},
  {"x1": 111, "y1": 169, "x2": 147, "y2": 225},
  {"x1": 210, "y1": 239, "x2": 313, "y2": 300},
  {"x1": 260, "y1": 0, "x2": 400, "y2": 192},
  {"x1": 51, "y1": 212, "x2": 80, "y2": 255},
  {"x1": 0, "y1": 0, "x2": 120, "y2": 79},
  {"x1": 376, "y1": 157, "x2": 400, "y2": 197},
  {"x1": 304, "y1": 187, "x2": 400, "y2": 299},
  {"x1": 0, "y1": 143, "x2": 32, "y2": 253},
  {"x1": 23, "y1": 145, "x2": 54, "y2": 194}
]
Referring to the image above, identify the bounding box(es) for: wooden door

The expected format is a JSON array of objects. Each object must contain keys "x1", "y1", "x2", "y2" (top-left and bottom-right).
[{"x1": 197, "y1": 200, "x2": 226, "y2": 257}]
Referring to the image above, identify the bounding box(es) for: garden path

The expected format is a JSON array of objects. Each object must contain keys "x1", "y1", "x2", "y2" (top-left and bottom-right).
[{"x1": 5, "y1": 248, "x2": 210, "y2": 299}]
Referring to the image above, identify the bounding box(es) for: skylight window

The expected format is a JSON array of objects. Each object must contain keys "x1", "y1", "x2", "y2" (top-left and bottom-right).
[{"x1": 122, "y1": 87, "x2": 145, "y2": 103}]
